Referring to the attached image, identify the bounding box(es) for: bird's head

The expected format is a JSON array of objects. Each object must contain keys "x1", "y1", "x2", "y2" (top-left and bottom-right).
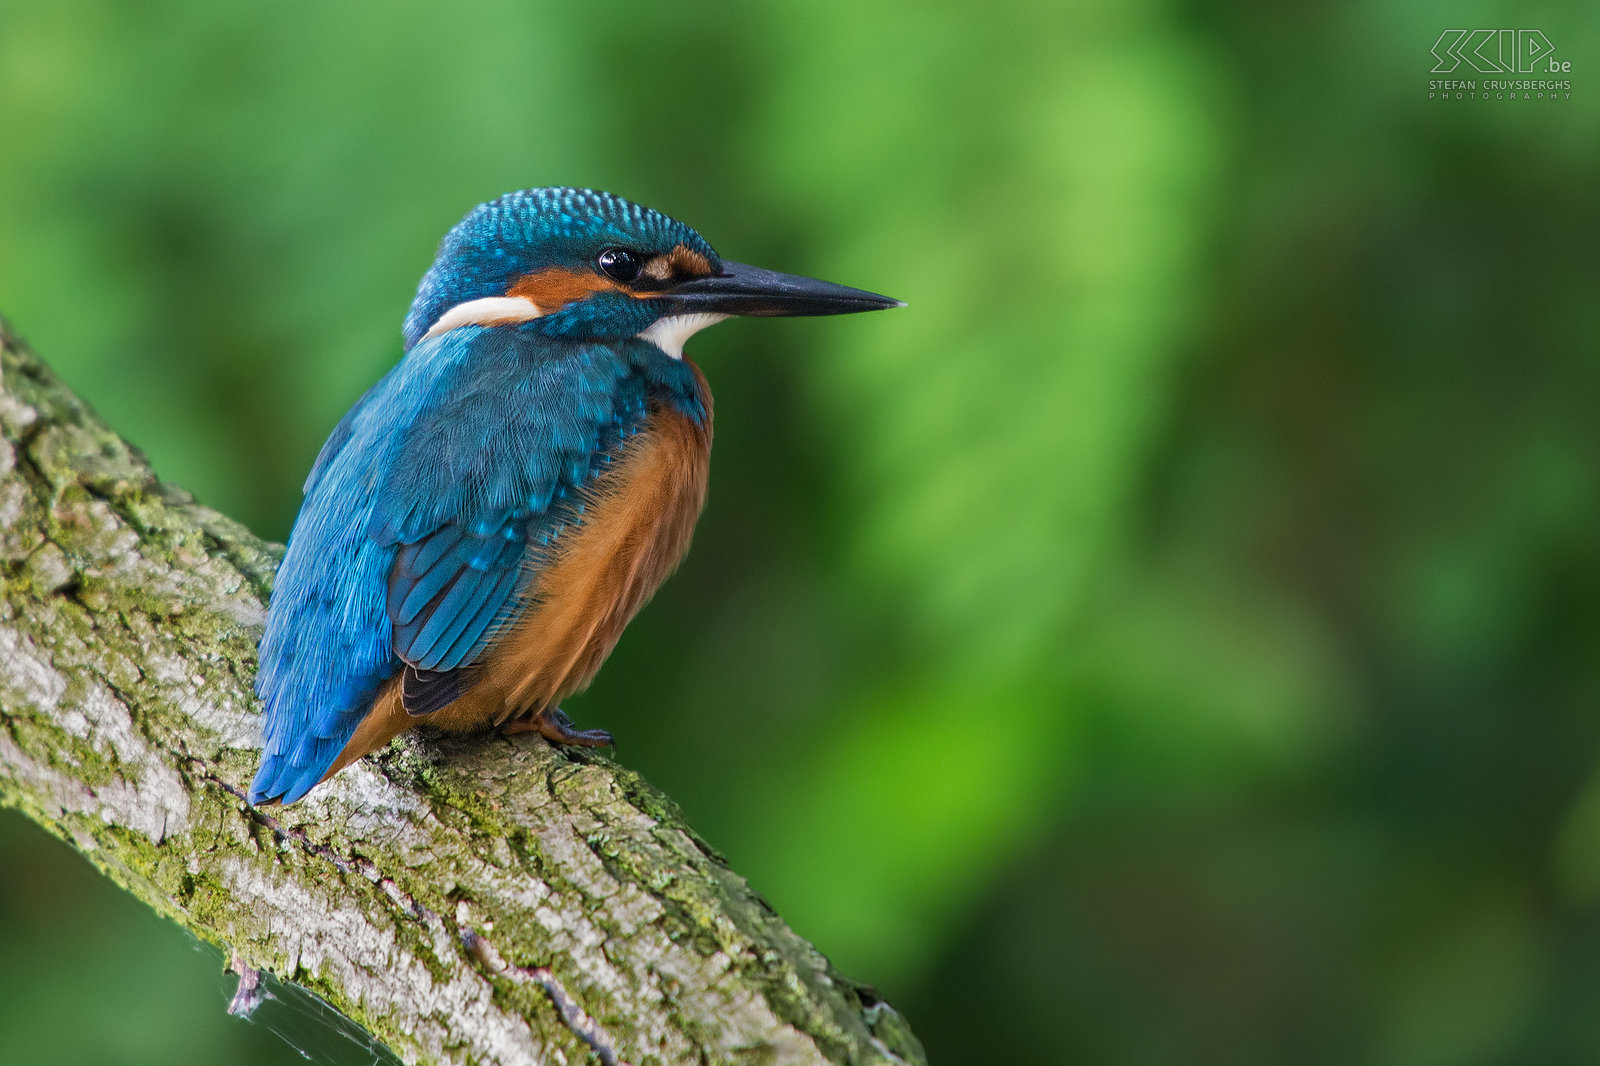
[{"x1": 402, "y1": 187, "x2": 901, "y2": 356}]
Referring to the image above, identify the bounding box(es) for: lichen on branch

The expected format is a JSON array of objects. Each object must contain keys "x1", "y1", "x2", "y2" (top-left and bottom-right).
[{"x1": 0, "y1": 320, "x2": 925, "y2": 1066}]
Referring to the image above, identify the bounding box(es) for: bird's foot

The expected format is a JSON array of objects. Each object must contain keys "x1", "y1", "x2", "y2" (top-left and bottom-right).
[{"x1": 502, "y1": 705, "x2": 614, "y2": 748}]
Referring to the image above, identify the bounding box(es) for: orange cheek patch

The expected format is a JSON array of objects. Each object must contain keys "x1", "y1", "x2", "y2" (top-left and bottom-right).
[
  {"x1": 510, "y1": 249, "x2": 713, "y2": 309},
  {"x1": 507, "y1": 268, "x2": 624, "y2": 310}
]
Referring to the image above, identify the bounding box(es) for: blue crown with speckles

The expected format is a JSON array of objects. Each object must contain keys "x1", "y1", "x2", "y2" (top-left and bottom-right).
[{"x1": 402, "y1": 188, "x2": 719, "y2": 350}]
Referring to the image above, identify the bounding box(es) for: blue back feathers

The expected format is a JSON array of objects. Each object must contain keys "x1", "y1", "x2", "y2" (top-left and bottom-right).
[{"x1": 251, "y1": 188, "x2": 714, "y2": 804}]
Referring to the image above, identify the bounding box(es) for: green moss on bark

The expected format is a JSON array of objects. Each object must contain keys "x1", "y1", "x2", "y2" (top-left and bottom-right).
[{"x1": 0, "y1": 319, "x2": 926, "y2": 1066}]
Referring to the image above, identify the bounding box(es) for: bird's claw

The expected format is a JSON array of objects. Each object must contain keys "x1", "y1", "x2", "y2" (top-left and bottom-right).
[{"x1": 502, "y1": 705, "x2": 614, "y2": 748}]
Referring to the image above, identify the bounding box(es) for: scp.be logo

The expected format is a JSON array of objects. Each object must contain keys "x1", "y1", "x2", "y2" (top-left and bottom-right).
[{"x1": 1431, "y1": 30, "x2": 1569, "y2": 74}]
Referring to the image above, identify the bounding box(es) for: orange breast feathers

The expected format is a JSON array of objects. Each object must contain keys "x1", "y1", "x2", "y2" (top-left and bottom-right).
[
  {"x1": 467, "y1": 394, "x2": 712, "y2": 726},
  {"x1": 322, "y1": 384, "x2": 713, "y2": 780}
]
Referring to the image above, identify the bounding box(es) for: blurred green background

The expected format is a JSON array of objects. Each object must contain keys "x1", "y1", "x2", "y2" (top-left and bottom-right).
[{"x1": 2, "y1": 1, "x2": 1598, "y2": 1063}]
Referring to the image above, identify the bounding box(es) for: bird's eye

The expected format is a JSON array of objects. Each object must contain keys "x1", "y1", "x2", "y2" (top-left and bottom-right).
[{"x1": 597, "y1": 247, "x2": 643, "y2": 283}]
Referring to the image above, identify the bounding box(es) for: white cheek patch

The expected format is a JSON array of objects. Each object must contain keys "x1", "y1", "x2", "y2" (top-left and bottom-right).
[
  {"x1": 636, "y1": 313, "x2": 731, "y2": 360},
  {"x1": 423, "y1": 296, "x2": 544, "y2": 339}
]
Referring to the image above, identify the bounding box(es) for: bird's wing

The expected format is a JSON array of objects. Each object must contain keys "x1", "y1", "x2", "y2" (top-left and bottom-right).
[
  {"x1": 367, "y1": 329, "x2": 651, "y2": 711},
  {"x1": 250, "y1": 328, "x2": 650, "y2": 804}
]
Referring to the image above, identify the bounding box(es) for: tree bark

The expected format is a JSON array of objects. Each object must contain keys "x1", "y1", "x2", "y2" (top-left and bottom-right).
[{"x1": 0, "y1": 320, "x2": 926, "y2": 1066}]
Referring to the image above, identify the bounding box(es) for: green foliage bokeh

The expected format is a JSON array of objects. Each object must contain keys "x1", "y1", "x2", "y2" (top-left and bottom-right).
[{"x1": 1, "y1": 2, "x2": 1598, "y2": 1064}]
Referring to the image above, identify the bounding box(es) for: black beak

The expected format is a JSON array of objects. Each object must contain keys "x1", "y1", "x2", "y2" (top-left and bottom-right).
[{"x1": 667, "y1": 261, "x2": 904, "y2": 317}]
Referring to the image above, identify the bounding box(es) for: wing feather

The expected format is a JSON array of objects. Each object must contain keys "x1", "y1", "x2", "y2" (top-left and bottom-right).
[{"x1": 249, "y1": 328, "x2": 703, "y2": 804}]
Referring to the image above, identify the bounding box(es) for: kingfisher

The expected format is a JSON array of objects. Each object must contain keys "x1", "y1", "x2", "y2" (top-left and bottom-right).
[{"x1": 248, "y1": 188, "x2": 900, "y2": 805}]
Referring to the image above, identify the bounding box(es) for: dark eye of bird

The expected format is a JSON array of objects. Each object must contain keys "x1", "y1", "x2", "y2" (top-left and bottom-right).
[{"x1": 597, "y1": 247, "x2": 643, "y2": 283}]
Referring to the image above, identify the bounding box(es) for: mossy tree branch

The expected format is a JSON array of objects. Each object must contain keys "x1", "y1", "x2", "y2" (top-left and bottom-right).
[{"x1": 0, "y1": 321, "x2": 925, "y2": 1066}]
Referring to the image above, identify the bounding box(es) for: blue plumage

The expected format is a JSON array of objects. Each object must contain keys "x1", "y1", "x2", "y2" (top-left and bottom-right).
[
  {"x1": 402, "y1": 188, "x2": 714, "y2": 351},
  {"x1": 249, "y1": 186, "x2": 899, "y2": 805},
  {"x1": 253, "y1": 323, "x2": 703, "y2": 803}
]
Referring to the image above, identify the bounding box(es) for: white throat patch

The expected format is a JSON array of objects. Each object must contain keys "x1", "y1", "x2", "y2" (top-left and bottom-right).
[{"x1": 636, "y1": 313, "x2": 730, "y2": 360}]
